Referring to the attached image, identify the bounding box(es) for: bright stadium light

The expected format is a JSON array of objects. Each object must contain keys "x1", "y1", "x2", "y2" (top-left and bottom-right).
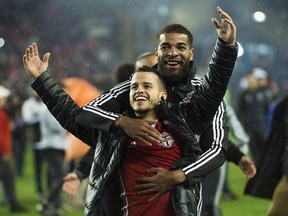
[
  {"x1": 252, "y1": 11, "x2": 267, "y2": 23},
  {"x1": 0, "y1": 38, "x2": 5, "y2": 48}
]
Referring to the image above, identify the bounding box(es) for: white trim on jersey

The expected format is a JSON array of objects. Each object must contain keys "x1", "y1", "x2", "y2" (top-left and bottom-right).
[
  {"x1": 83, "y1": 80, "x2": 131, "y2": 120},
  {"x1": 182, "y1": 77, "x2": 225, "y2": 175}
]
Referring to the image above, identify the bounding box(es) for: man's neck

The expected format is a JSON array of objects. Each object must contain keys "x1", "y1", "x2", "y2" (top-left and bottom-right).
[{"x1": 135, "y1": 111, "x2": 157, "y2": 121}]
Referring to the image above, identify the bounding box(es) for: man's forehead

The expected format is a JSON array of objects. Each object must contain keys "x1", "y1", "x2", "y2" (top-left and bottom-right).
[
  {"x1": 131, "y1": 72, "x2": 158, "y2": 83},
  {"x1": 159, "y1": 33, "x2": 189, "y2": 44}
]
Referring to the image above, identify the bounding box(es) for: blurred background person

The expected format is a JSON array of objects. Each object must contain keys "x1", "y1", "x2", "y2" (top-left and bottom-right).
[
  {"x1": 222, "y1": 90, "x2": 250, "y2": 201},
  {"x1": 112, "y1": 62, "x2": 135, "y2": 83},
  {"x1": 202, "y1": 91, "x2": 255, "y2": 216},
  {"x1": 7, "y1": 93, "x2": 26, "y2": 178},
  {"x1": 236, "y1": 69, "x2": 266, "y2": 166},
  {"x1": 244, "y1": 93, "x2": 288, "y2": 216},
  {"x1": 0, "y1": 85, "x2": 26, "y2": 213},
  {"x1": 21, "y1": 90, "x2": 45, "y2": 199},
  {"x1": 37, "y1": 102, "x2": 68, "y2": 216}
]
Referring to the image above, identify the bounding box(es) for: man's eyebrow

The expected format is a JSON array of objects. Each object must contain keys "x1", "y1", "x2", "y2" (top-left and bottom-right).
[
  {"x1": 143, "y1": 81, "x2": 153, "y2": 85},
  {"x1": 130, "y1": 82, "x2": 138, "y2": 86},
  {"x1": 176, "y1": 42, "x2": 189, "y2": 47},
  {"x1": 160, "y1": 42, "x2": 188, "y2": 46},
  {"x1": 131, "y1": 81, "x2": 153, "y2": 86}
]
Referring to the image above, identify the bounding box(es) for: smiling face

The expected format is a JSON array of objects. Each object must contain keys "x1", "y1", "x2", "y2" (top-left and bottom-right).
[
  {"x1": 156, "y1": 33, "x2": 194, "y2": 84},
  {"x1": 129, "y1": 71, "x2": 167, "y2": 120}
]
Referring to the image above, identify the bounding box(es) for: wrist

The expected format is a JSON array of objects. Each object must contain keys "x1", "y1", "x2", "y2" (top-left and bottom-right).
[
  {"x1": 114, "y1": 115, "x2": 124, "y2": 128},
  {"x1": 174, "y1": 170, "x2": 187, "y2": 184}
]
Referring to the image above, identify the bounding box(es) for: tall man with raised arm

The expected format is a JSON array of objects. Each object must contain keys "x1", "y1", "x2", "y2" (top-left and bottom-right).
[
  {"x1": 23, "y1": 6, "x2": 238, "y2": 215},
  {"x1": 74, "y1": 6, "x2": 238, "y2": 197}
]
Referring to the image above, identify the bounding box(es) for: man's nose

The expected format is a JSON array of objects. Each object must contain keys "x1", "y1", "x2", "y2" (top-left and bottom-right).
[
  {"x1": 136, "y1": 85, "x2": 144, "y2": 92},
  {"x1": 168, "y1": 47, "x2": 178, "y2": 56}
]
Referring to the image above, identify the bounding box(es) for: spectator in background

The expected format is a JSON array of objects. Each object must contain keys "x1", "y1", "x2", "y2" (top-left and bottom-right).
[
  {"x1": 21, "y1": 90, "x2": 45, "y2": 198},
  {"x1": 7, "y1": 93, "x2": 26, "y2": 177},
  {"x1": 0, "y1": 85, "x2": 26, "y2": 213},
  {"x1": 135, "y1": 52, "x2": 157, "y2": 70},
  {"x1": 237, "y1": 69, "x2": 267, "y2": 166},
  {"x1": 38, "y1": 103, "x2": 68, "y2": 216},
  {"x1": 112, "y1": 62, "x2": 135, "y2": 84},
  {"x1": 202, "y1": 93, "x2": 255, "y2": 216},
  {"x1": 244, "y1": 94, "x2": 288, "y2": 216},
  {"x1": 252, "y1": 68, "x2": 279, "y2": 135},
  {"x1": 221, "y1": 90, "x2": 250, "y2": 201}
]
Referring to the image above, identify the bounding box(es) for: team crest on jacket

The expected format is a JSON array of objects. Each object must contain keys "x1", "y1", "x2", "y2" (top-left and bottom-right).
[
  {"x1": 159, "y1": 132, "x2": 174, "y2": 148},
  {"x1": 183, "y1": 91, "x2": 195, "y2": 103}
]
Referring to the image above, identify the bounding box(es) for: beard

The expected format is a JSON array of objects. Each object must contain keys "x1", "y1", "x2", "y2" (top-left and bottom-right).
[{"x1": 158, "y1": 60, "x2": 190, "y2": 85}]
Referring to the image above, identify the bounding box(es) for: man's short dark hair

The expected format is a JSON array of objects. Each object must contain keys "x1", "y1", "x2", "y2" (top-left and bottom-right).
[
  {"x1": 156, "y1": 24, "x2": 193, "y2": 47},
  {"x1": 134, "y1": 65, "x2": 167, "y2": 90}
]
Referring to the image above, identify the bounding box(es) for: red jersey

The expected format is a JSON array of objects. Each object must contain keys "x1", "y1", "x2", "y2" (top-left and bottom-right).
[
  {"x1": 120, "y1": 121, "x2": 181, "y2": 216},
  {"x1": 0, "y1": 108, "x2": 12, "y2": 156}
]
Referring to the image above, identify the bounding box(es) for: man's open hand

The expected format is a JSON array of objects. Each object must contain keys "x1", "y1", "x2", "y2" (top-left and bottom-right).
[
  {"x1": 115, "y1": 116, "x2": 163, "y2": 146},
  {"x1": 23, "y1": 43, "x2": 50, "y2": 79},
  {"x1": 134, "y1": 167, "x2": 186, "y2": 202},
  {"x1": 212, "y1": 6, "x2": 236, "y2": 45}
]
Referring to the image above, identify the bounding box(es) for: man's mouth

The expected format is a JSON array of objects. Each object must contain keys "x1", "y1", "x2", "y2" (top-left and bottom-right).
[
  {"x1": 134, "y1": 96, "x2": 147, "y2": 102},
  {"x1": 165, "y1": 59, "x2": 181, "y2": 66}
]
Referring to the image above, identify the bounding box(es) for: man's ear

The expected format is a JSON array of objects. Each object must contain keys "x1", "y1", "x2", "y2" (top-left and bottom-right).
[
  {"x1": 155, "y1": 47, "x2": 159, "y2": 56},
  {"x1": 189, "y1": 48, "x2": 194, "y2": 61},
  {"x1": 160, "y1": 92, "x2": 167, "y2": 101}
]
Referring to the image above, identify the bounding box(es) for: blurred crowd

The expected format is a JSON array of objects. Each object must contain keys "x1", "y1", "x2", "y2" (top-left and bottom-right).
[
  {"x1": 1, "y1": 1, "x2": 288, "y2": 216},
  {"x1": 0, "y1": 1, "x2": 117, "y2": 104}
]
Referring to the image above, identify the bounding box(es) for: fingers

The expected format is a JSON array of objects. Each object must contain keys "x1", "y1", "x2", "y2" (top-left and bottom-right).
[
  {"x1": 135, "y1": 129, "x2": 162, "y2": 146},
  {"x1": 217, "y1": 6, "x2": 232, "y2": 21},
  {"x1": 134, "y1": 136, "x2": 153, "y2": 146},
  {"x1": 43, "y1": 52, "x2": 51, "y2": 64},
  {"x1": 146, "y1": 167, "x2": 162, "y2": 174},
  {"x1": 23, "y1": 54, "x2": 28, "y2": 70},
  {"x1": 213, "y1": 6, "x2": 234, "y2": 28},
  {"x1": 62, "y1": 183, "x2": 77, "y2": 196},
  {"x1": 134, "y1": 181, "x2": 157, "y2": 195},
  {"x1": 211, "y1": 17, "x2": 220, "y2": 29},
  {"x1": 144, "y1": 125, "x2": 162, "y2": 140},
  {"x1": 148, "y1": 193, "x2": 161, "y2": 202},
  {"x1": 24, "y1": 43, "x2": 38, "y2": 60},
  {"x1": 32, "y1": 42, "x2": 39, "y2": 56},
  {"x1": 135, "y1": 177, "x2": 151, "y2": 184},
  {"x1": 135, "y1": 183, "x2": 153, "y2": 191},
  {"x1": 137, "y1": 187, "x2": 156, "y2": 195},
  {"x1": 222, "y1": 18, "x2": 236, "y2": 29}
]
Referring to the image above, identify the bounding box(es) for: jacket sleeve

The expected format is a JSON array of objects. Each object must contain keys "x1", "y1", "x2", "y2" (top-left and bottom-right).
[
  {"x1": 181, "y1": 39, "x2": 237, "y2": 185},
  {"x1": 182, "y1": 102, "x2": 228, "y2": 185},
  {"x1": 186, "y1": 38, "x2": 238, "y2": 134},
  {"x1": 31, "y1": 72, "x2": 98, "y2": 148},
  {"x1": 75, "y1": 80, "x2": 131, "y2": 132},
  {"x1": 226, "y1": 141, "x2": 245, "y2": 165}
]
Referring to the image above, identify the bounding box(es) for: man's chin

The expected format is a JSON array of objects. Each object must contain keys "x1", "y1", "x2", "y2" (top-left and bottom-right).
[{"x1": 134, "y1": 109, "x2": 147, "y2": 115}]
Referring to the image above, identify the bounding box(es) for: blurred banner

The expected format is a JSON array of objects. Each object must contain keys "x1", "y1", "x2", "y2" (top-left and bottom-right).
[{"x1": 62, "y1": 77, "x2": 100, "y2": 161}]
